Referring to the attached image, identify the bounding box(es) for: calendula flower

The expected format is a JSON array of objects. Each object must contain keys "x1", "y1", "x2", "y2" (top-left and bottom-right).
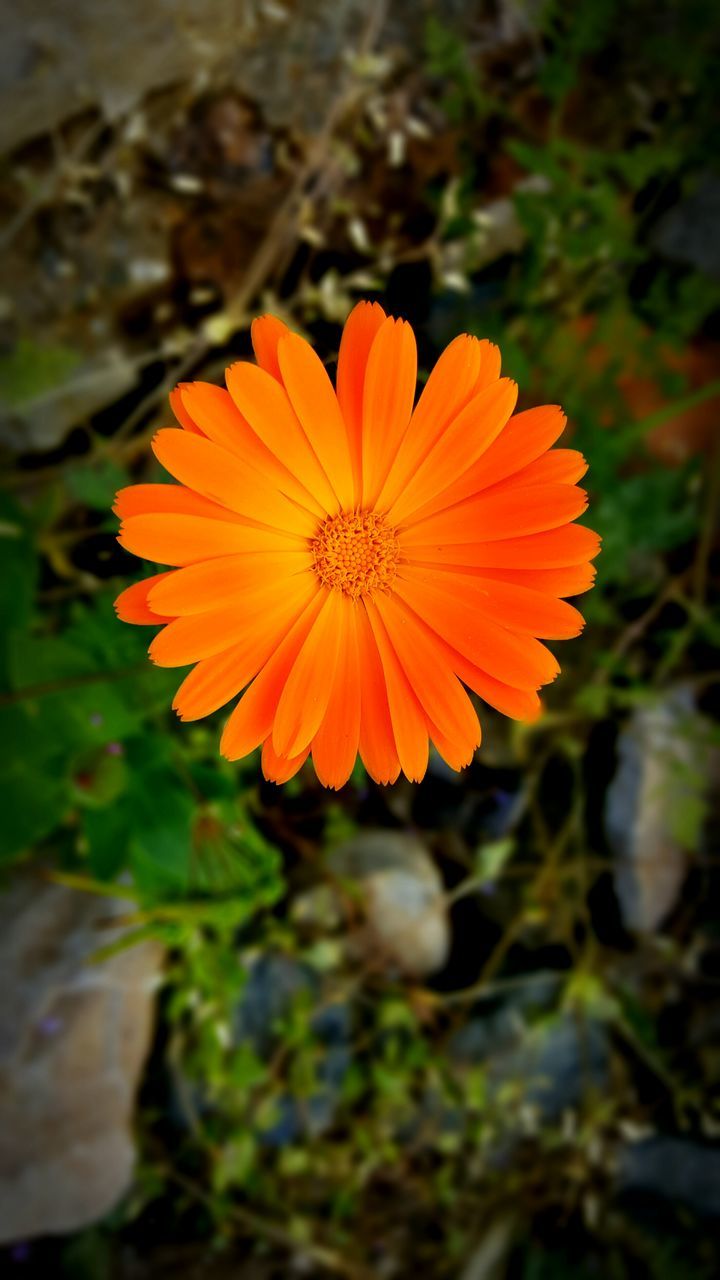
[{"x1": 115, "y1": 302, "x2": 599, "y2": 787}]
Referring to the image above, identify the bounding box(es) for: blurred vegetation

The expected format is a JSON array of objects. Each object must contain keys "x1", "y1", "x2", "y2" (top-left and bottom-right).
[{"x1": 1, "y1": 1, "x2": 720, "y2": 1276}]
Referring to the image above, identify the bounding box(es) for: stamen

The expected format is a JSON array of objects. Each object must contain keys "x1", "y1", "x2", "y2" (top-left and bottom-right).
[{"x1": 311, "y1": 510, "x2": 399, "y2": 599}]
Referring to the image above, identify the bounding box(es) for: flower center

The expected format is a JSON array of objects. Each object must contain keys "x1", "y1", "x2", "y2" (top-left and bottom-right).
[{"x1": 311, "y1": 510, "x2": 399, "y2": 599}]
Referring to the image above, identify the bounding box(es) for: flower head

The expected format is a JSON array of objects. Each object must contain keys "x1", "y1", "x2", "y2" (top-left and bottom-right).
[{"x1": 115, "y1": 302, "x2": 599, "y2": 787}]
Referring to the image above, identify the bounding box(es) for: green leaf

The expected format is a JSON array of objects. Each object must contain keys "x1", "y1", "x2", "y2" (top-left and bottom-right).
[
  {"x1": 0, "y1": 493, "x2": 38, "y2": 682},
  {"x1": 214, "y1": 1132, "x2": 258, "y2": 1192},
  {"x1": 73, "y1": 750, "x2": 128, "y2": 809},
  {"x1": 591, "y1": 464, "x2": 699, "y2": 586},
  {"x1": 84, "y1": 803, "x2": 132, "y2": 880},
  {"x1": 10, "y1": 633, "x2": 100, "y2": 688},
  {"x1": 65, "y1": 456, "x2": 130, "y2": 511},
  {"x1": 473, "y1": 838, "x2": 515, "y2": 885},
  {"x1": 0, "y1": 707, "x2": 69, "y2": 859},
  {"x1": 128, "y1": 768, "x2": 195, "y2": 898},
  {"x1": 0, "y1": 338, "x2": 81, "y2": 409}
]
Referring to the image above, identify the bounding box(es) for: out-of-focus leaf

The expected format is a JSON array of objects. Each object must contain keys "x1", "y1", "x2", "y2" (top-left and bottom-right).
[
  {"x1": 65, "y1": 456, "x2": 130, "y2": 511},
  {"x1": 473, "y1": 838, "x2": 515, "y2": 886},
  {"x1": 0, "y1": 707, "x2": 68, "y2": 859},
  {"x1": 0, "y1": 494, "x2": 38, "y2": 682},
  {"x1": 0, "y1": 338, "x2": 81, "y2": 408},
  {"x1": 72, "y1": 750, "x2": 128, "y2": 808},
  {"x1": 128, "y1": 765, "x2": 195, "y2": 898},
  {"x1": 0, "y1": 343, "x2": 136, "y2": 452},
  {"x1": 84, "y1": 802, "x2": 131, "y2": 881},
  {"x1": 592, "y1": 465, "x2": 698, "y2": 586},
  {"x1": 10, "y1": 634, "x2": 99, "y2": 687}
]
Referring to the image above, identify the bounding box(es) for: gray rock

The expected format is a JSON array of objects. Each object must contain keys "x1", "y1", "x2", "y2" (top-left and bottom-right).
[
  {"x1": 0, "y1": 873, "x2": 163, "y2": 1244},
  {"x1": 0, "y1": 0, "x2": 240, "y2": 153},
  {"x1": 491, "y1": 1015, "x2": 608, "y2": 1120},
  {"x1": 606, "y1": 685, "x2": 713, "y2": 933},
  {"x1": 450, "y1": 1006, "x2": 609, "y2": 1123},
  {"x1": 617, "y1": 1136, "x2": 720, "y2": 1217},
  {"x1": 230, "y1": 953, "x2": 351, "y2": 1146},
  {"x1": 0, "y1": 0, "x2": 373, "y2": 154},
  {"x1": 652, "y1": 172, "x2": 720, "y2": 281},
  {"x1": 331, "y1": 831, "x2": 450, "y2": 977}
]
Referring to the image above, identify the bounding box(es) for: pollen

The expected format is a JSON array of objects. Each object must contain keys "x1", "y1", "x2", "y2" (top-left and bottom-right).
[{"x1": 311, "y1": 510, "x2": 400, "y2": 599}]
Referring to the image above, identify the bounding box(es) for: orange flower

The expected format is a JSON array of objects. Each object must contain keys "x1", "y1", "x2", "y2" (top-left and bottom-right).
[{"x1": 115, "y1": 302, "x2": 599, "y2": 787}]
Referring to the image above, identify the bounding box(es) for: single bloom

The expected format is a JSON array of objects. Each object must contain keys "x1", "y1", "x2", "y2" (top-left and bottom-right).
[{"x1": 114, "y1": 302, "x2": 600, "y2": 787}]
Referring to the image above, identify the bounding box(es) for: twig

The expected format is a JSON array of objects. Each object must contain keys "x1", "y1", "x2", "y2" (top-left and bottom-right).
[
  {"x1": 163, "y1": 1165, "x2": 374, "y2": 1279},
  {"x1": 589, "y1": 572, "x2": 687, "y2": 686},
  {"x1": 9, "y1": 0, "x2": 389, "y2": 491},
  {"x1": 108, "y1": 0, "x2": 389, "y2": 450},
  {"x1": 627, "y1": 377, "x2": 720, "y2": 444},
  {"x1": 0, "y1": 115, "x2": 108, "y2": 253},
  {"x1": 433, "y1": 968, "x2": 562, "y2": 1007},
  {"x1": 0, "y1": 662, "x2": 144, "y2": 706}
]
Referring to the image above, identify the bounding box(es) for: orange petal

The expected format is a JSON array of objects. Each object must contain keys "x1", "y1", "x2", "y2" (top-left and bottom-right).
[
  {"x1": 272, "y1": 589, "x2": 344, "y2": 758},
  {"x1": 377, "y1": 596, "x2": 543, "y2": 721},
  {"x1": 402, "y1": 523, "x2": 601, "y2": 571},
  {"x1": 427, "y1": 721, "x2": 479, "y2": 770},
  {"x1": 376, "y1": 333, "x2": 484, "y2": 510},
  {"x1": 398, "y1": 565, "x2": 585, "y2": 639},
  {"x1": 476, "y1": 563, "x2": 597, "y2": 597},
  {"x1": 488, "y1": 448, "x2": 588, "y2": 491},
  {"x1": 114, "y1": 483, "x2": 247, "y2": 523},
  {"x1": 415, "y1": 401, "x2": 566, "y2": 522},
  {"x1": 469, "y1": 576, "x2": 585, "y2": 638},
  {"x1": 171, "y1": 578, "x2": 315, "y2": 720},
  {"x1": 361, "y1": 317, "x2": 417, "y2": 506},
  {"x1": 151, "y1": 429, "x2": 315, "y2": 536},
  {"x1": 148, "y1": 551, "x2": 312, "y2": 616},
  {"x1": 149, "y1": 573, "x2": 314, "y2": 668},
  {"x1": 278, "y1": 332, "x2": 355, "y2": 509},
  {"x1": 180, "y1": 382, "x2": 254, "y2": 455},
  {"x1": 373, "y1": 592, "x2": 481, "y2": 760},
  {"x1": 181, "y1": 381, "x2": 324, "y2": 517},
  {"x1": 401, "y1": 483, "x2": 588, "y2": 546},
  {"x1": 311, "y1": 597, "x2": 362, "y2": 789},
  {"x1": 336, "y1": 301, "x2": 387, "y2": 499},
  {"x1": 469, "y1": 339, "x2": 502, "y2": 393},
  {"x1": 114, "y1": 573, "x2": 174, "y2": 624},
  {"x1": 220, "y1": 589, "x2": 325, "y2": 761},
  {"x1": 355, "y1": 602, "x2": 401, "y2": 785},
  {"x1": 365, "y1": 600, "x2": 428, "y2": 782},
  {"x1": 453, "y1": 654, "x2": 543, "y2": 721},
  {"x1": 226, "y1": 361, "x2": 338, "y2": 512},
  {"x1": 173, "y1": 645, "x2": 262, "y2": 721},
  {"x1": 463, "y1": 404, "x2": 568, "y2": 491},
  {"x1": 170, "y1": 385, "x2": 205, "y2": 434},
  {"x1": 262, "y1": 738, "x2": 311, "y2": 784},
  {"x1": 394, "y1": 574, "x2": 559, "y2": 690},
  {"x1": 251, "y1": 314, "x2": 292, "y2": 381},
  {"x1": 411, "y1": 404, "x2": 567, "y2": 523},
  {"x1": 118, "y1": 513, "x2": 300, "y2": 566},
  {"x1": 389, "y1": 379, "x2": 519, "y2": 527}
]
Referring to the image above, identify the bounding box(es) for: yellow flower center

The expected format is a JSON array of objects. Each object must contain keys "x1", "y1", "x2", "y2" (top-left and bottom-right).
[{"x1": 311, "y1": 510, "x2": 399, "y2": 599}]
